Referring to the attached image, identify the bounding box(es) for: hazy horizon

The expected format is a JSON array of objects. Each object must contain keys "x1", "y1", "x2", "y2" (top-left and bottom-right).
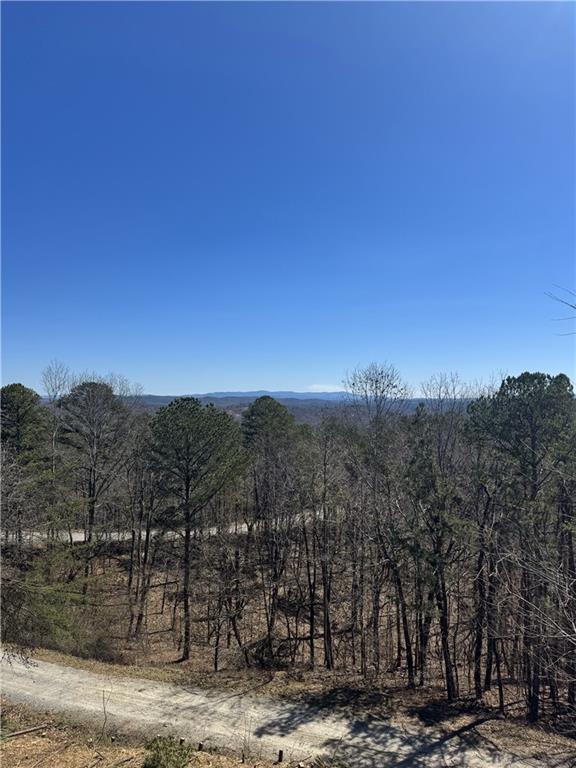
[{"x1": 17, "y1": 364, "x2": 573, "y2": 400}]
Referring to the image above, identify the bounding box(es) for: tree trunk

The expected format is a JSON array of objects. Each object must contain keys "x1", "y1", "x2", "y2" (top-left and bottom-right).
[
  {"x1": 474, "y1": 528, "x2": 486, "y2": 699},
  {"x1": 436, "y1": 572, "x2": 456, "y2": 701},
  {"x1": 181, "y1": 508, "x2": 192, "y2": 661}
]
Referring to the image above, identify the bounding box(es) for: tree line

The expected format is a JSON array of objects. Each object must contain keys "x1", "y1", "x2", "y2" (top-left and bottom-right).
[{"x1": 2, "y1": 362, "x2": 575, "y2": 729}]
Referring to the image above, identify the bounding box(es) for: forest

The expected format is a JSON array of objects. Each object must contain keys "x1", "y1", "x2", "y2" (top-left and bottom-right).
[{"x1": 2, "y1": 361, "x2": 575, "y2": 733}]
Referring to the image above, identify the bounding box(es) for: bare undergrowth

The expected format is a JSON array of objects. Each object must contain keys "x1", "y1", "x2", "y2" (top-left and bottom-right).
[{"x1": 0, "y1": 702, "x2": 277, "y2": 768}]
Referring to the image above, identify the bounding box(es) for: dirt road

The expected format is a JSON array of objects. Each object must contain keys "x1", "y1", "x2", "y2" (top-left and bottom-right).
[{"x1": 0, "y1": 658, "x2": 546, "y2": 766}]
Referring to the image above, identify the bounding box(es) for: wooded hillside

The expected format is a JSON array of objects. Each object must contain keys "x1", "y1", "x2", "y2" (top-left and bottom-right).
[{"x1": 2, "y1": 362, "x2": 575, "y2": 732}]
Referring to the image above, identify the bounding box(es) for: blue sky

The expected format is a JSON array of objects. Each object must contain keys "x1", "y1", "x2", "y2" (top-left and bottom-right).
[{"x1": 2, "y1": 2, "x2": 574, "y2": 394}]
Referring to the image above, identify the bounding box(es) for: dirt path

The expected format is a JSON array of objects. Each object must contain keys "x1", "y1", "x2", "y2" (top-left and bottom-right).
[{"x1": 1, "y1": 658, "x2": 543, "y2": 766}]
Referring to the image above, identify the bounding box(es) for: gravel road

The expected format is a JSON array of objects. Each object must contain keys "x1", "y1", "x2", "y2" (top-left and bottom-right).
[{"x1": 1, "y1": 658, "x2": 546, "y2": 766}]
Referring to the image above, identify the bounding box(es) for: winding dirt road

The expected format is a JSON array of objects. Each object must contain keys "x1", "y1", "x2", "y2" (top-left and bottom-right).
[{"x1": 0, "y1": 658, "x2": 551, "y2": 766}]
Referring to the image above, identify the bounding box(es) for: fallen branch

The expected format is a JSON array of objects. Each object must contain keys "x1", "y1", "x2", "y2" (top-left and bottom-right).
[{"x1": 4, "y1": 724, "x2": 50, "y2": 739}]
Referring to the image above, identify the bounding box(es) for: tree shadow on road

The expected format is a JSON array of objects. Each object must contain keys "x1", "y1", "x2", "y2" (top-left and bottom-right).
[
  {"x1": 280, "y1": 686, "x2": 393, "y2": 718},
  {"x1": 253, "y1": 689, "x2": 528, "y2": 767},
  {"x1": 323, "y1": 716, "x2": 525, "y2": 767}
]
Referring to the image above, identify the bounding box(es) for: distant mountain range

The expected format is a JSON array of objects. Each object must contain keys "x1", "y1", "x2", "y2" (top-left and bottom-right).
[
  {"x1": 137, "y1": 391, "x2": 348, "y2": 423},
  {"x1": 40, "y1": 390, "x2": 472, "y2": 425},
  {"x1": 134, "y1": 392, "x2": 469, "y2": 424},
  {"x1": 147, "y1": 390, "x2": 347, "y2": 402}
]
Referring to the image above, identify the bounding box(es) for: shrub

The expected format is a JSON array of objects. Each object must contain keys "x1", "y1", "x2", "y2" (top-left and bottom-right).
[{"x1": 143, "y1": 736, "x2": 194, "y2": 768}]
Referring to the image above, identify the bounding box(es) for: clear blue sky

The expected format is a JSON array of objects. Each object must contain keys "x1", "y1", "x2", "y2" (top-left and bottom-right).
[{"x1": 2, "y1": 2, "x2": 574, "y2": 395}]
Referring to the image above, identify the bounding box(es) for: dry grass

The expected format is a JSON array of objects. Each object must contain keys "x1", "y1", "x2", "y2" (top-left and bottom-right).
[{"x1": 0, "y1": 702, "x2": 276, "y2": 768}]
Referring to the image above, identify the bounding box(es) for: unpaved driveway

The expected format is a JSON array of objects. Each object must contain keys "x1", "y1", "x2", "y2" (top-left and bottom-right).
[{"x1": 0, "y1": 658, "x2": 548, "y2": 766}]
